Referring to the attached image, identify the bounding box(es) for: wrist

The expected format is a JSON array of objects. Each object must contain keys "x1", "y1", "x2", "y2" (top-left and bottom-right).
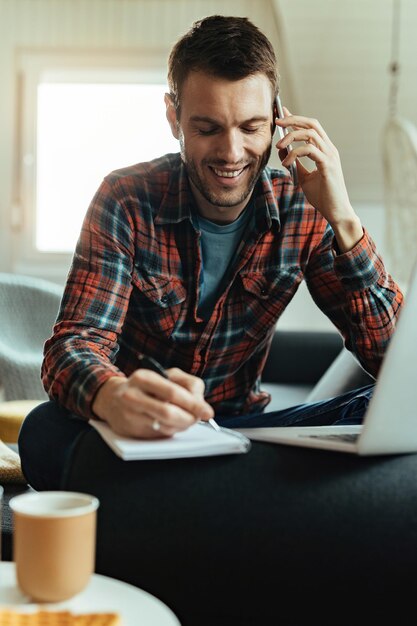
[
  {"x1": 331, "y1": 213, "x2": 363, "y2": 254},
  {"x1": 92, "y1": 375, "x2": 126, "y2": 421}
]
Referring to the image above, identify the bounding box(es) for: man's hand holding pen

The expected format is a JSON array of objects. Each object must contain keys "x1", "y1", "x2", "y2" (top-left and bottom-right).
[{"x1": 92, "y1": 359, "x2": 215, "y2": 440}]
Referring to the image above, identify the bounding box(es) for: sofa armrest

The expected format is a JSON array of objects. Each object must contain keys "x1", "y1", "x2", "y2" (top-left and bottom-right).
[{"x1": 261, "y1": 329, "x2": 343, "y2": 385}]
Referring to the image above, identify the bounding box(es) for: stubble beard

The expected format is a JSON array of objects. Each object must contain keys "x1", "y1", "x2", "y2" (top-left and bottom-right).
[{"x1": 180, "y1": 140, "x2": 272, "y2": 209}]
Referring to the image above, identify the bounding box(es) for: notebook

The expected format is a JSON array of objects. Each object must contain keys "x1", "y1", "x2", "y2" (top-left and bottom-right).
[
  {"x1": 90, "y1": 419, "x2": 251, "y2": 460},
  {"x1": 237, "y1": 261, "x2": 417, "y2": 456}
]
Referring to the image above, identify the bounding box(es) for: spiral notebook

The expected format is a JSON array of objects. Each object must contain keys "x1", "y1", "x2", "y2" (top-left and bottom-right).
[{"x1": 90, "y1": 419, "x2": 251, "y2": 460}]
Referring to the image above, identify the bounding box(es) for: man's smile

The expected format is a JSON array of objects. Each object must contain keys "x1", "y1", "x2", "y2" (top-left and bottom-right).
[
  {"x1": 211, "y1": 166, "x2": 247, "y2": 178},
  {"x1": 207, "y1": 164, "x2": 252, "y2": 186}
]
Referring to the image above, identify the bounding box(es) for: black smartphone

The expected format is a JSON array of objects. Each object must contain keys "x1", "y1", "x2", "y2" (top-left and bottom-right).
[{"x1": 273, "y1": 94, "x2": 298, "y2": 185}]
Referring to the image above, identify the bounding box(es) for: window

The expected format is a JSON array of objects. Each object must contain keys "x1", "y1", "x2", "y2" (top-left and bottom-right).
[
  {"x1": 16, "y1": 51, "x2": 178, "y2": 274},
  {"x1": 36, "y1": 82, "x2": 178, "y2": 252}
]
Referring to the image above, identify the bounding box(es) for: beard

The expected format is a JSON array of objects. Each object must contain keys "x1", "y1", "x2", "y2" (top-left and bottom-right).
[{"x1": 180, "y1": 139, "x2": 272, "y2": 208}]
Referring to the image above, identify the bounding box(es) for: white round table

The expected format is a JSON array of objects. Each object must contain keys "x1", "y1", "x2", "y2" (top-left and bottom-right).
[{"x1": 0, "y1": 562, "x2": 181, "y2": 625}]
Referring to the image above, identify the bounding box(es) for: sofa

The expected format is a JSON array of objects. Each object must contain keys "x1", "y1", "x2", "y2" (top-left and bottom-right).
[
  {"x1": 6, "y1": 329, "x2": 415, "y2": 626},
  {"x1": 65, "y1": 418, "x2": 417, "y2": 626},
  {"x1": 0, "y1": 272, "x2": 62, "y2": 402}
]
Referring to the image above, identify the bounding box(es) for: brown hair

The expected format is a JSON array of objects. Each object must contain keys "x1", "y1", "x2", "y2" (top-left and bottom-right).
[{"x1": 167, "y1": 15, "x2": 279, "y2": 116}]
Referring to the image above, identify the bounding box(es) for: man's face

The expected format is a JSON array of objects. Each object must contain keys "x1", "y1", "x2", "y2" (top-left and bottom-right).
[{"x1": 166, "y1": 72, "x2": 273, "y2": 223}]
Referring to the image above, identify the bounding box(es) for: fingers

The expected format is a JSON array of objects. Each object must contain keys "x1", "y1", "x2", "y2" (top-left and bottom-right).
[
  {"x1": 117, "y1": 384, "x2": 197, "y2": 437},
  {"x1": 275, "y1": 108, "x2": 338, "y2": 175},
  {"x1": 133, "y1": 369, "x2": 213, "y2": 418},
  {"x1": 108, "y1": 367, "x2": 214, "y2": 439},
  {"x1": 277, "y1": 107, "x2": 331, "y2": 142},
  {"x1": 277, "y1": 127, "x2": 327, "y2": 154},
  {"x1": 166, "y1": 367, "x2": 205, "y2": 396},
  {"x1": 281, "y1": 142, "x2": 325, "y2": 171},
  {"x1": 166, "y1": 367, "x2": 214, "y2": 414},
  {"x1": 275, "y1": 106, "x2": 332, "y2": 149}
]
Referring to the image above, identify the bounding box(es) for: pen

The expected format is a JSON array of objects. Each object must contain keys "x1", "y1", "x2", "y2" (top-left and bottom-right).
[{"x1": 137, "y1": 355, "x2": 221, "y2": 432}]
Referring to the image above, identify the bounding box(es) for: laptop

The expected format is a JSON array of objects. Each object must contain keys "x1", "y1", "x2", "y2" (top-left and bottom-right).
[{"x1": 237, "y1": 261, "x2": 417, "y2": 455}]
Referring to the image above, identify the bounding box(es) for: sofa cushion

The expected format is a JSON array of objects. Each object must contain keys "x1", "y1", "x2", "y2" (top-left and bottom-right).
[{"x1": 261, "y1": 330, "x2": 343, "y2": 385}]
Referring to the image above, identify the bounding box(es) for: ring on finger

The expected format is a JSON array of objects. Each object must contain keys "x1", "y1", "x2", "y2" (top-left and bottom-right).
[{"x1": 152, "y1": 419, "x2": 161, "y2": 431}]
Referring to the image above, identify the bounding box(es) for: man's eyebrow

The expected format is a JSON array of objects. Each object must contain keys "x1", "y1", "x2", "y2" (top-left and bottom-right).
[{"x1": 189, "y1": 115, "x2": 269, "y2": 125}]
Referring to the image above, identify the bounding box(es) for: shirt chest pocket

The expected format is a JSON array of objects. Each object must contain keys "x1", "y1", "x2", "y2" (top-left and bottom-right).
[
  {"x1": 131, "y1": 272, "x2": 187, "y2": 338},
  {"x1": 239, "y1": 269, "x2": 301, "y2": 340}
]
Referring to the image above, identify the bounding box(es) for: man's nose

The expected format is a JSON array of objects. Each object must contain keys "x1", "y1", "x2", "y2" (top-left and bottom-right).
[{"x1": 215, "y1": 130, "x2": 244, "y2": 163}]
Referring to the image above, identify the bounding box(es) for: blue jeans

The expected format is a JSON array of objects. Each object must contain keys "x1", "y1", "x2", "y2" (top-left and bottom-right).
[
  {"x1": 216, "y1": 384, "x2": 375, "y2": 429},
  {"x1": 18, "y1": 384, "x2": 375, "y2": 491}
]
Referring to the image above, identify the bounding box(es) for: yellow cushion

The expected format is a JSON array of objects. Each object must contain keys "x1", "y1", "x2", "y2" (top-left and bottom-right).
[{"x1": 0, "y1": 399, "x2": 43, "y2": 443}]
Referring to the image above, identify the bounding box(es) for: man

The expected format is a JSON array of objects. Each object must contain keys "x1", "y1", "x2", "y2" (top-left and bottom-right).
[{"x1": 19, "y1": 15, "x2": 402, "y2": 489}]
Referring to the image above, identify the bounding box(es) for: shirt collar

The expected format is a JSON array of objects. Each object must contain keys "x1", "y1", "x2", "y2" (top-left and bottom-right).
[
  {"x1": 155, "y1": 155, "x2": 281, "y2": 234},
  {"x1": 252, "y1": 168, "x2": 281, "y2": 235},
  {"x1": 155, "y1": 156, "x2": 195, "y2": 226}
]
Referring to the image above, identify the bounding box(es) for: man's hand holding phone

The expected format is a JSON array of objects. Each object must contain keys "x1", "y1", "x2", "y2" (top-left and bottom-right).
[{"x1": 274, "y1": 103, "x2": 363, "y2": 253}]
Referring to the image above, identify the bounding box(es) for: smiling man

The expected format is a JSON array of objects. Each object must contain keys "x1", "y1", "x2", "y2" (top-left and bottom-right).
[
  {"x1": 166, "y1": 71, "x2": 273, "y2": 222},
  {"x1": 19, "y1": 15, "x2": 402, "y2": 490}
]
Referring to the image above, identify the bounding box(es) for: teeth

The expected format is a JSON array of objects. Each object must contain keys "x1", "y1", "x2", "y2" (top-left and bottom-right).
[{"x1": 213, "y1": 168, "x2": 243, "y2": 178}]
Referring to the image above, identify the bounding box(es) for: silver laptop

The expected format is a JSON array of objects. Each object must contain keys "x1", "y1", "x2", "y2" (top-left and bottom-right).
[{"x1": 238, "y1": 261, "x2": 417, "y2": 455}]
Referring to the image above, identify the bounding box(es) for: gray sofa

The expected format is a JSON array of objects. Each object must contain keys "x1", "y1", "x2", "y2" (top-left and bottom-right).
[
  {"x1": 0, "y1": 272, "x2": 62, "y2": 401},
  {"x1": 66, "y1": 416, "x2": 416, "y2": 626}
]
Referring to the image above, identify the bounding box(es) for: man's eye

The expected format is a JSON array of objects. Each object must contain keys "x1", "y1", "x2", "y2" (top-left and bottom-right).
[
  {"x1": 242, "y1": 127, "x2": 260, "y2": 134},
  {"x1": 198, "y1": 128, "x2": 218, "y2": 136}
]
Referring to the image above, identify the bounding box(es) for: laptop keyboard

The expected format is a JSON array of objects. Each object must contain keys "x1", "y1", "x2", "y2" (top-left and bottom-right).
[{"x1": 299, "y1": 433, "x2": 360, "y2": 443}]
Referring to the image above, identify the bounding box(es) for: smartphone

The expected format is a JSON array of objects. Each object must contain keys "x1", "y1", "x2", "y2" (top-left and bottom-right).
[{"x1": 273, "y1": 94, "x2": 298, "y2": 185}]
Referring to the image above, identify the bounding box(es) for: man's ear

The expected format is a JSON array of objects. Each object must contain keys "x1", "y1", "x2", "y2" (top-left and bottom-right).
[{"x1": 164, "y1": 93, "x2": 179, "y2": 139}]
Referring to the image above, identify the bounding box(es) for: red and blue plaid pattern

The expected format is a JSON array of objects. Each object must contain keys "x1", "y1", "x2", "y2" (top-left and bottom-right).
[{"x1": 42, "y1": 153, "x2": 403, "y2": 418}]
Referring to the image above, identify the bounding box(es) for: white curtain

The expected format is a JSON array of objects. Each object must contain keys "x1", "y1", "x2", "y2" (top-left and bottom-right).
[{"x1": 382, "y1": 116, "x2": 417, "y2": 288}]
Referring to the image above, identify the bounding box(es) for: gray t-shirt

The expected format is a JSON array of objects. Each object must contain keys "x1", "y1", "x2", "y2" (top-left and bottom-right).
[{"x1": 194, "y1": 203, "x2": 253, "y2": 318}]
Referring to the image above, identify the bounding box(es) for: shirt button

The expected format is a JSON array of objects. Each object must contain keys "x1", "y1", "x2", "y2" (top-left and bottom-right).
[{"x1": 160, "y1": 295, "x2": 168, "y2": 304}]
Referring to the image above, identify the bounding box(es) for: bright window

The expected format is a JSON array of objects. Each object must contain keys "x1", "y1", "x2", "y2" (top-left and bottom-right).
[
  {"x1": 36, "y1": 81, "x2": 178, "y2": 253},
  {"x1": 15, "y1": 52, "x2": 177, "y2": 278}
]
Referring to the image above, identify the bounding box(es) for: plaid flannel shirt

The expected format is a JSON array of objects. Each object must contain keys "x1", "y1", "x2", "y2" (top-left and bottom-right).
[{"x1": 42, "y1": 153, "x2": 403, "y2": 418}]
